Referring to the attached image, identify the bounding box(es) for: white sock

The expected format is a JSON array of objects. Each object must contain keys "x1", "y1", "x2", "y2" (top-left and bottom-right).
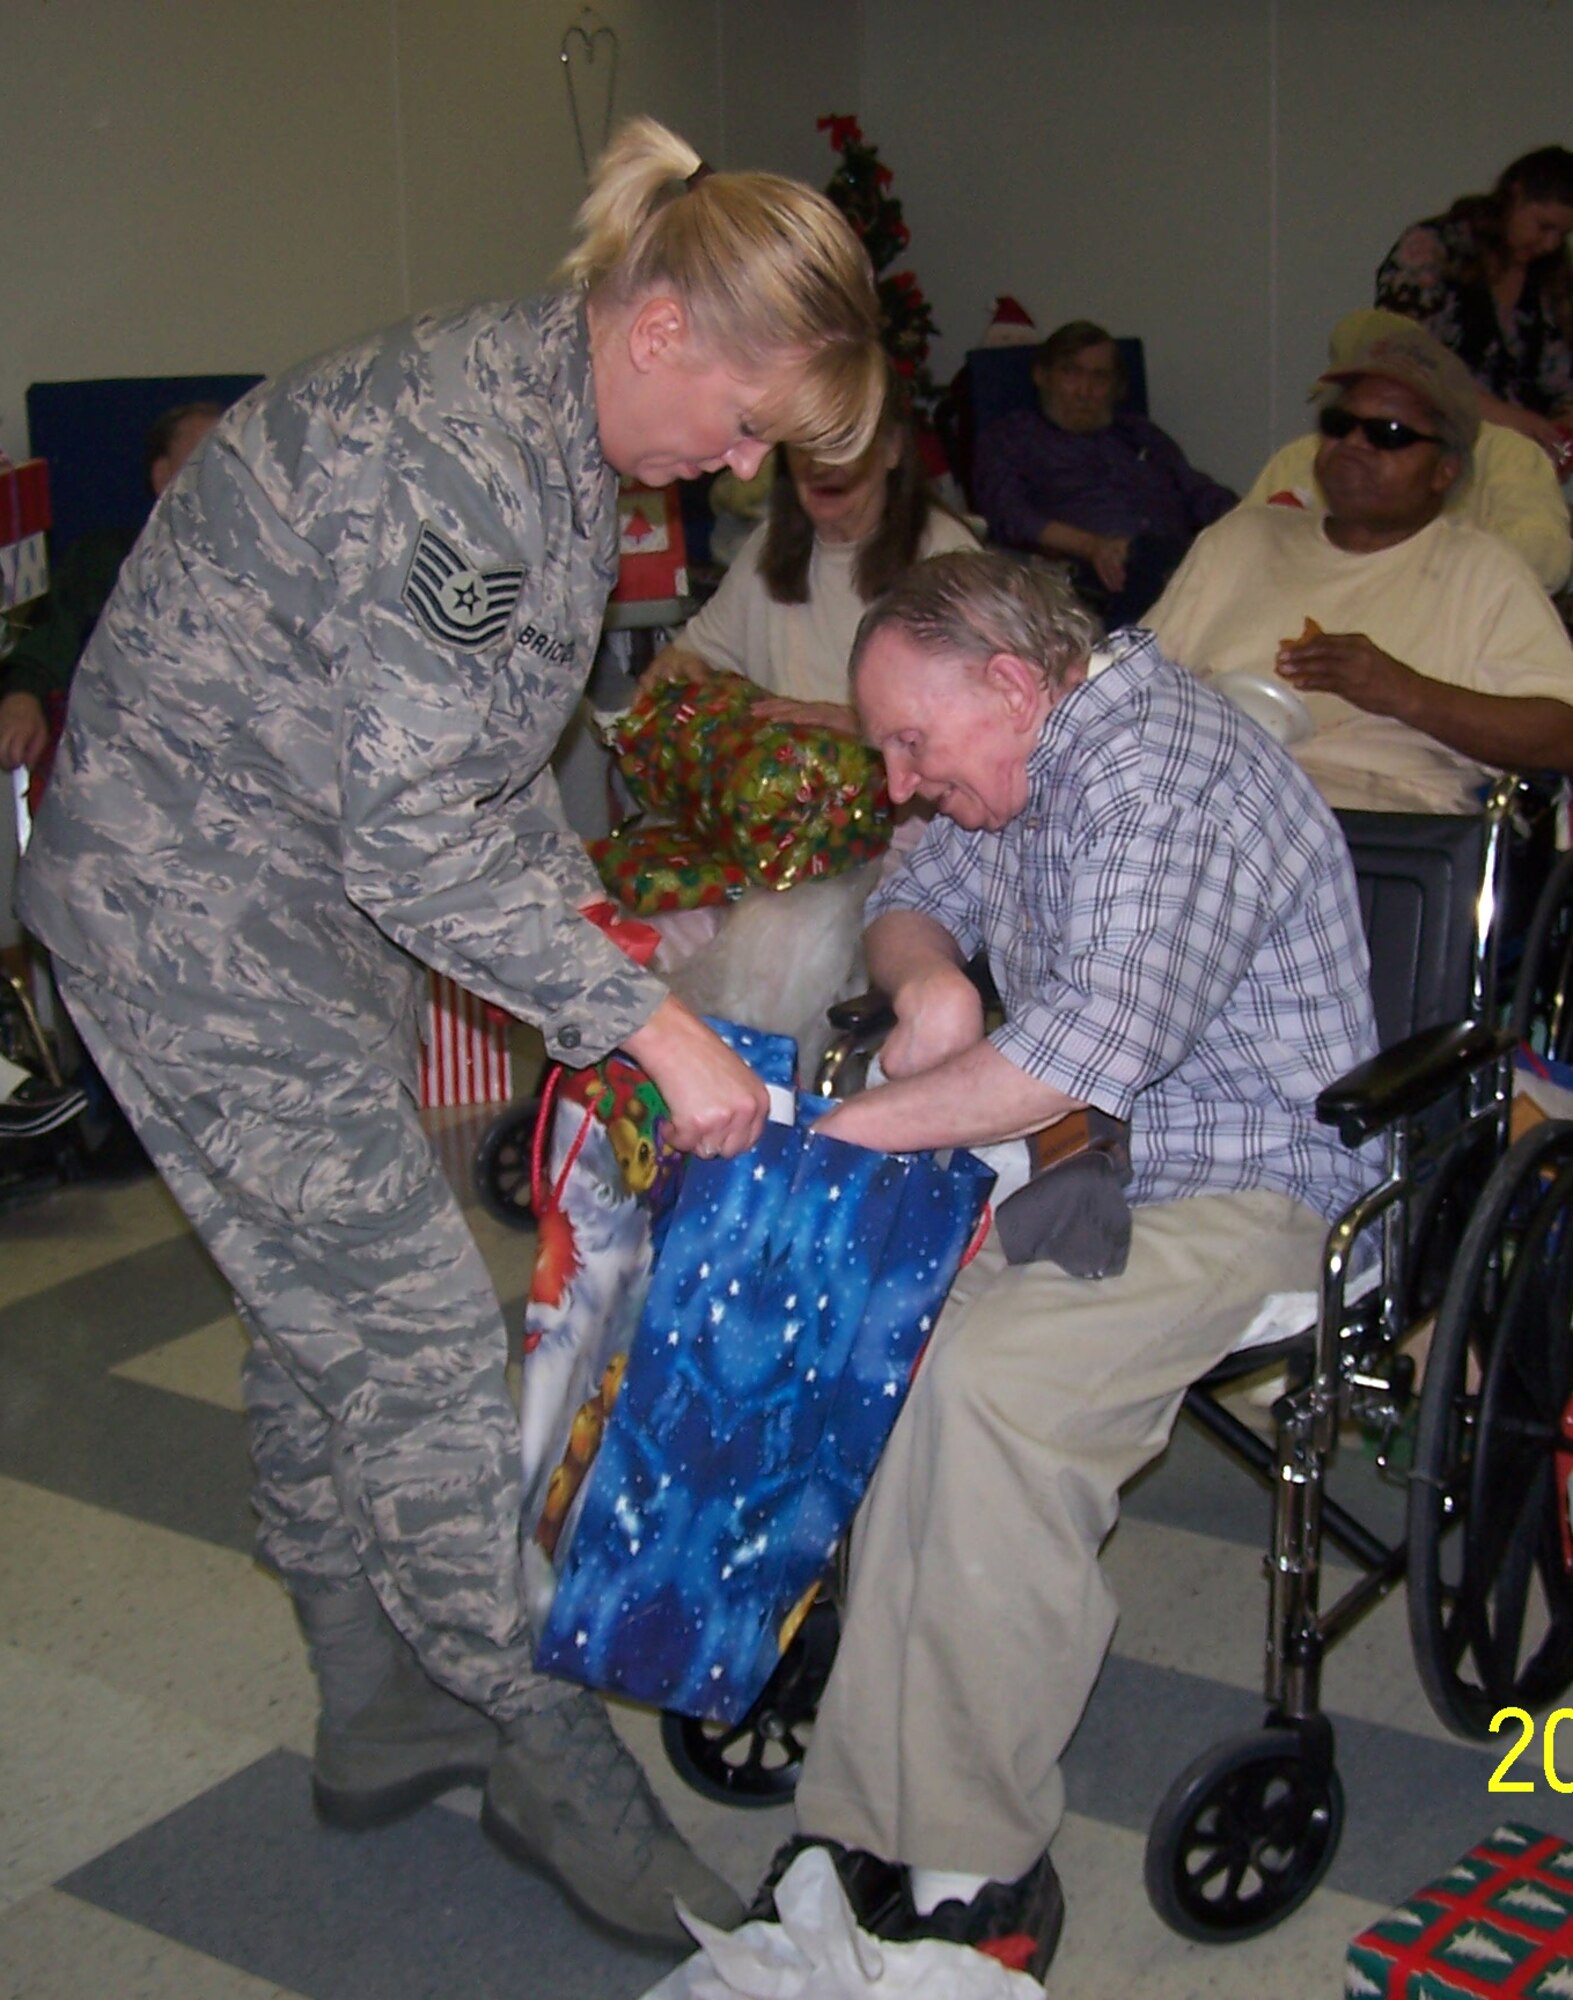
[
  {"x1": 0, "y1": 1052, "x2": 29, "y2": 1102},
  {"x1": 909, "y1": 1867, "x2": 990, "y2": 1916}
]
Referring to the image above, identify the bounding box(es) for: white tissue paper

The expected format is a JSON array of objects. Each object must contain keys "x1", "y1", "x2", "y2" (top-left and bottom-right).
[{"x1": 636, "y1": 1846, "x2": 1045, "y2": 2000}]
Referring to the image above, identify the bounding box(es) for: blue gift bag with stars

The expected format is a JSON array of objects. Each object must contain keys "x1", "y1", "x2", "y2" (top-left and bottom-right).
[{"x1": 532, "y1": 1033, "x2": 995, "y2": 1725}]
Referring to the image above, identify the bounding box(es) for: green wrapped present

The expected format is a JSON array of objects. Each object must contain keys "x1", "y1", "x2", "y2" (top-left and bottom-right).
[
  {"x1": 605, "y1": 672, "x2": 891, "y2": 893},
  {"x1": 1346, "y1": 1824, "x2": 1573, "y2": 1997}
]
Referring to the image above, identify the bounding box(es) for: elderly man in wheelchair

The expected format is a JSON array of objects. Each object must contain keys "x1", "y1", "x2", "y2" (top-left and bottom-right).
[
  {"x1": 731, "y1": 548, "x2": 1378, "y2": 1982},
  {"x1": 1147, "y1": 313, "x2": 1573, "y2": 820}
]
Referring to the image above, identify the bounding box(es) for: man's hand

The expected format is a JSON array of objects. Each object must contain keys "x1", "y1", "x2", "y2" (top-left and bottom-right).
[
  {"x1": 622, "y1": 995, "x2": 769, "y2": 1158},
  {"x1": 814, "y1": 1031, "x2": 1082, "y2": 1153},
  {"x1": 881, "y1": 962, "x2": 986, "y2": 1079},
  {"x1": 1275, "y1": 629, "x2": 1419, "y2": 719},
  {"x1": 0, "y1": 690, "x2": 48, "y2": 772},
  {"x1": 750, "y1": 694, "x2": 858, "y2": 736},
  {"x1": 1086, "y1": 533, "x2": 1131, "y2": 594}
]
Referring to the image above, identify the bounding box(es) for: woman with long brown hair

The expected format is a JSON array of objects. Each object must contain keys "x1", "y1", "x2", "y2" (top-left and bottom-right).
[{"x1": 647, "y1": 362, "x2": 975, "y2": 734}]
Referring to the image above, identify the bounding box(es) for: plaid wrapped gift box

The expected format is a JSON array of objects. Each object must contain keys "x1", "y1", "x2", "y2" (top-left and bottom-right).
[
  {"x1": 1346, "y1": 1825, "x2": 1573, "y2": 1997},
  {"x1": 0, "y1": 458, "x2": 51, "y2": 612}
]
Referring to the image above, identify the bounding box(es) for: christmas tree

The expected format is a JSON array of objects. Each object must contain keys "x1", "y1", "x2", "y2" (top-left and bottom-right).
[{"x1": 818, "y1": 115, "x2": 940, "y2": 418}]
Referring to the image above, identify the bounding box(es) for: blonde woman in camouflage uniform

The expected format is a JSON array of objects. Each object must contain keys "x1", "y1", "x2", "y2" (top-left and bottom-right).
[{"x1": 19, "y1": 119, "x2": 882, "y2": 1945}]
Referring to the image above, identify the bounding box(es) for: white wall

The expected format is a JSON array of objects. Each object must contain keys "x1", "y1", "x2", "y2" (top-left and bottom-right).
[
  {"x1": 1, "y1": 0, "x2": 760, "y2": 943},
  {"x1": 7, "y1": 0, "x2": 1570, "y2": 937},
  {"x1": 1, "y1": 0, "x2": 738, "y2": 461},
  {"x1": 717, "y1": 2, "x2": 862, "y2": 185},
  {"x1": 859, "y1": 0, "x2": 1573, "y2": 490}
]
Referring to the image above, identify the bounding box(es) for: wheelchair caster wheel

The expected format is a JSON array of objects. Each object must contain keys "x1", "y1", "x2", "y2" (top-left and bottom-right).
[
  {"x1": 1144, "y1": 1725, "x2": 1344, "y2": 1940},
  {"x1": 471, "y1": 1097, "x2": 540, "y2": 1230},
  {"x1": 660, "y1": 1597, "x2": 839, "y2": 1808}
]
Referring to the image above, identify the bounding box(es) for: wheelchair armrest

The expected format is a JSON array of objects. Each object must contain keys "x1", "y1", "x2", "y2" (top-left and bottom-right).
[
  {"x1": 825, "y1": 954, "x2": 997, "y2": 1046},
  {"x1": 1315, "y1": 1020, "x2": 1512, "y2": 1147},
  {"x1": 826, "y1": 989, "x2": 896, "y2": 1040}
]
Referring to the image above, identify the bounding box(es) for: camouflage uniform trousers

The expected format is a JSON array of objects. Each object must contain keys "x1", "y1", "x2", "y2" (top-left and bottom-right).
[{"x1": 58, "y1": 966, "x2": 562, "y2": 1723}]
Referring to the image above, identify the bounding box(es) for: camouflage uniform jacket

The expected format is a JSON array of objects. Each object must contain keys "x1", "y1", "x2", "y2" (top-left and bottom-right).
[{"x1": 20, "y1": 290, "x2": 666, "y2": 1072}]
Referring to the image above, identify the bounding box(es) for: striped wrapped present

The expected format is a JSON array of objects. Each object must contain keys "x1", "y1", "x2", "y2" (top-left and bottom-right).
[{"x1": 419, "y1": 972, "x2": 512, "y2": 1108}]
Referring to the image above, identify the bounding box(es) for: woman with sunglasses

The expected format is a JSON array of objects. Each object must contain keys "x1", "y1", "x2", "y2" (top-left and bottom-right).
[
  {"x1": 17, "y1": 117, "x2": 882, "y2": 1944},
  {"x1": 1377, "y1": 146, "x2": 1573, "y2": 464}
]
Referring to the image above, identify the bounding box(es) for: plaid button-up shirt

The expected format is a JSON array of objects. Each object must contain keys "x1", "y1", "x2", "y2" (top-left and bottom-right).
[{"x1": 867, "y1": 630, "x2": 1377, "y2": 1219}]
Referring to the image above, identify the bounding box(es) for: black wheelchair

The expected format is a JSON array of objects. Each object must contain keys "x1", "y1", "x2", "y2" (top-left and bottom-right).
[{"x1": 655, "y1": 775, "x2": 1573, "y2": 1940}]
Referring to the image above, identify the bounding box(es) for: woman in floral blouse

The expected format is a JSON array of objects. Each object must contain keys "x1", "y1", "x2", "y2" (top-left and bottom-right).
[{"x1": 1377, "y1": 146, "x2": 1573, "y2": 463}]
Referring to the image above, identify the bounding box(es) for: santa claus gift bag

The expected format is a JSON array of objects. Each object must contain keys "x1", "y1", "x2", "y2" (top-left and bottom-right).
[
  {"x1": 516, "y1": 1017, "x2": 796, "y2": 1630},
  {"x1": 521, "y1": 1025, "x2": 995, "y2": 1725}
]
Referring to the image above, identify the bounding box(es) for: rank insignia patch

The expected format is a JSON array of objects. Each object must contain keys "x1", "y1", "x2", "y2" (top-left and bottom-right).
[{"x1": 402, "y1": 523, "x2": 525, "y2": 649}]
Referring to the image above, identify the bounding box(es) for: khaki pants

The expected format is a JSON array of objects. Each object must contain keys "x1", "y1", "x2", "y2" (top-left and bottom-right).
[{"x1": 795, "y1": 1188, "x2": 1327, "y2": 1882}]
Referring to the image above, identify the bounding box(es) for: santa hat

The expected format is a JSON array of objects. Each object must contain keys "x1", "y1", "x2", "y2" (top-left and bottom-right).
[{"x1": 978, "y1": 295, "x2": 1039, "y2": 348}]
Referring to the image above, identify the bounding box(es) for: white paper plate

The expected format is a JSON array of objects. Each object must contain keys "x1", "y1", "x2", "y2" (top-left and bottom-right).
[{"x1": 1212, "y1": 670, "x2": 1314, "y2": 748}]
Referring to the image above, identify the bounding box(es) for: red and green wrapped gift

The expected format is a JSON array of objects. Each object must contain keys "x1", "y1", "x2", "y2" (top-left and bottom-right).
[
  {"x1": 596, "y1": 672, "x2": 891, "y2": 909},
  {"x1": 1346, "y1": 1824, "x2": 1573, "y2": 1997},
  {"x1": 586, "y1": 822, "x2": 749, "y2": 915}
]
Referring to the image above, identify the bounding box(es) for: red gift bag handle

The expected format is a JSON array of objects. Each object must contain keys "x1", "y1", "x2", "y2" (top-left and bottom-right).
[{"x1": 531, "y1": 1064, "x2": 597, "y2": 1220}]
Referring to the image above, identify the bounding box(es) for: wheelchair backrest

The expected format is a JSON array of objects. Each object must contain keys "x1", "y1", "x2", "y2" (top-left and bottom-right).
[{"x1": 1336, "y1": 810, "x2": 1487, "y2": 1049}]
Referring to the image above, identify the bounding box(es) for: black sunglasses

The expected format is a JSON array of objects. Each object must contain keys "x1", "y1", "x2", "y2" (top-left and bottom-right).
[{"x1": 1317, "y1": 406, "x2": 1445, "y2": 452}]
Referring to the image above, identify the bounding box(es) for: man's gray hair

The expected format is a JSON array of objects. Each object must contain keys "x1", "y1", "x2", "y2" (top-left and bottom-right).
[{"x1": 850, "y1": 549, "x2": 1099, "y2": 690}]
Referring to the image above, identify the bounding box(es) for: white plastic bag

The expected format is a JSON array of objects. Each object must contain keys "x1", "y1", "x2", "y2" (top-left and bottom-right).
[{"x1": 638, "y1": 1847, "x2": 1045, "y2": 2000}]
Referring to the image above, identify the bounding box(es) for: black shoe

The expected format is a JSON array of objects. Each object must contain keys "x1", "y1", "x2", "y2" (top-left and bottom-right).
[
  {"x1": 901, "y1": 1852, "x2": 1064, "y2": 1984},
  {"x1": 748, "y1": 1835, "x2": 910, "y2": 1937},
  {"x1": 80, "y1": 1113, "x2": 154, "y2": 1182},
  {"x1": 0, "y1": 1077, "x2": 88, "y2": 1139}
]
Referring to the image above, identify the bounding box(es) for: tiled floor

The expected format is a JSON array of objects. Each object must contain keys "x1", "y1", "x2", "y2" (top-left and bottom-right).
[{"x1": 1, "y1": 1105, "x2": 1563, "y2": 1999}]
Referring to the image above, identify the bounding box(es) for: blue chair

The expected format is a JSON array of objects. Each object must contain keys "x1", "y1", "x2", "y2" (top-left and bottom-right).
[{"x1": 26, "y1": 373, "x2": 262, "y2": 551}]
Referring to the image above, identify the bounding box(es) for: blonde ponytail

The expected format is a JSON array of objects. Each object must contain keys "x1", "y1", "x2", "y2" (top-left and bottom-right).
[
  {"x1": 558, "y1": 117, "x2": 702, "y2": 290},
  {"x1": 560, "y1": 118, "x2": 883, "y2": 463}
]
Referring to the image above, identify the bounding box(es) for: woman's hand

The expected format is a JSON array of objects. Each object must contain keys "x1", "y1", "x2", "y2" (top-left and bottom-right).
[
  {"x1": 750, "y1": 694, "x2": 858, "y2": 736},
  {"x1": 1476, "y1": 391, "x2": 1570, "y2": 462},
  {"x1": 622, "y1": 994, "x2": 769, "y2": 1157},
  {"x1": 640, "y1": 643, "x2": 713, "y2": 689}
]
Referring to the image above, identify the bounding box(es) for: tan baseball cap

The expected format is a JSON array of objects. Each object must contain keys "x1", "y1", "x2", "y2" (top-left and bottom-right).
[{"x1": 1317, "y1": 308, "x2": 1480, "y2": 454}]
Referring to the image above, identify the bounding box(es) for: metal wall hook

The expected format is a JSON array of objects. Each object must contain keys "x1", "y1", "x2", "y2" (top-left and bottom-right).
[{"x1": 560, "y1": 7, "x2": 619, "y2": 178}]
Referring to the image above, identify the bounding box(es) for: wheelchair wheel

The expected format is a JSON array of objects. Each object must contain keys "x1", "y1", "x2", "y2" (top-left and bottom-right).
[
  {"x1": 659, "y1": 1596, "x2": 839, "y2": 1808},
  {"x1": 471, "y1": 1097, "x2": 541, "y2": 1230},
  {"x1": 1511, "y1": 849, "x2": 1573, "y2": 1063},
  {"x1": 1408, "y1": 1119, "x2": 1573, "y2": 1738},
  {"x1": 1144, "y1": 1725, "x2": 1344, "y2": 1942}
]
